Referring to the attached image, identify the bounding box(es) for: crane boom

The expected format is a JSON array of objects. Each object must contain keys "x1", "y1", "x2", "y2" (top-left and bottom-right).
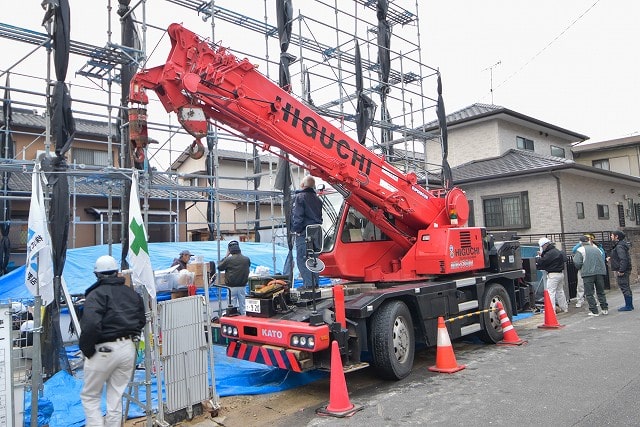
[{"x1": 129, "y1": 23, "x2": 488, "y2": 281}]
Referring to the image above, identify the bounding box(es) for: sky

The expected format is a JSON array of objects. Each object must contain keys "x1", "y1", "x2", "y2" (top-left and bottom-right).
[
  {"x1": 422, "y1": 0, "x2": 640, "y2": 143},
  {"x1": 0, "y1": 0, "x2": 638, "y2": 171}
]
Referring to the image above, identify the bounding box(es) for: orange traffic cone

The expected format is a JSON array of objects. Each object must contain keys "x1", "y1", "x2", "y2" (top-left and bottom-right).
[
  {"x1": 428, "y1": 316, "x2": 465, "y2": 373},
  {"x1": 315, "y1": 341, "x2": 362, "y2": 417},
  {"x1": 496, "y1": 301, "x2": 527, "y2": 345},
  {"x1": 538, "y1": 289, "x2": 565, "y2": 329}
]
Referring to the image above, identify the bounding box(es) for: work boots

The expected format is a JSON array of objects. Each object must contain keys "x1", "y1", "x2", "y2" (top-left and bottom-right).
[{"x1": 618, "y1": 295, "x2": 634, "y2": 312}]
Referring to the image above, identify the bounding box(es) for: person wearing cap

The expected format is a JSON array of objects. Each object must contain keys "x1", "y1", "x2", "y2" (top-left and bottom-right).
[
  {"x1": 571, "y1": 233, "x2": 606, "y2": 308},
  {"x1": 536, "y1": 237, "x2": 569, "y2": 313},
  {"x1": 292, "y1": 175, "x2": 323, "y2": 290},
  {"x1": 171, "y1": 250, "x2": 192, "y2": 271},
  {"x1": 80, "y1": 255, "x2": 146, "y2": 426},
  {"x1": 607, "y1": 230, "x2": 633, "y2": 311},
  {"x1": 217, "y1": 241, "x2": 251, "y2": 315},
  {"x1": 573, "y1": 235, "x2": 609, "y2": 316}
]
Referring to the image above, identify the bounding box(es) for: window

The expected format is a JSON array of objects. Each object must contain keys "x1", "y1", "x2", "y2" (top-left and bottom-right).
[
  {"x1": 576, "y1": 202, "x2": 584, "y2": 219},
  {"x1": 73, "y1": 148, "x2": 109, "y2": 166},
  {"x1": 592, "y1": 159, "x2": 610, "y2": 170},
  {"x1": 340, "y1": 207, "x2": 389, "y2": 243},
  {"x1": 617, "y1": 204, "x2": 625, "y2": 227},
  {"x1": 482, "y1": 192, "x2": 530, "y2": 229},
  {"x1": 597, "y1": 204, "x2": 609, "y2": 220},
  {"x1": 516, "y1": 136, "x2": 534, "y2": 151},
  {"x1": 550, "y1": 145, "x2": 565, "y2": 158}
]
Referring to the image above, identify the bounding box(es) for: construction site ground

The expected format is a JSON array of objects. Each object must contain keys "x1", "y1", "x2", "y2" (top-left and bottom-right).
[{"x1": 124, "y1": 307, "x2": 549, "y2": 427}]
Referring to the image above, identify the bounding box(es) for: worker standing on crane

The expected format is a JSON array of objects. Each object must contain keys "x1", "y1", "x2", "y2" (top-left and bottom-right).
[{"x1": 292, "y1": 176, "x2": 323, "y2": 290}]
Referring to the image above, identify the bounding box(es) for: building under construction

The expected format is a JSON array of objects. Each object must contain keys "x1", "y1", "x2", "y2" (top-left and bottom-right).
[{"x1": 0, "y1": 0, "x2": 442, "y2": 261}]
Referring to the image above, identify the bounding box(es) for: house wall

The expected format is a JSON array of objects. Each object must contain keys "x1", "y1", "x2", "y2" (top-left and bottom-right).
[
  {"x1": 559, "y1": 172, "x2": 640, "y2": 233},
  {"x1": 178, "y1": 153, "x2": 309, "y2": 240},
  {"x1": 496, "y1": 120, "x2": 574, "y2": 160},
  {"x1": 427, "y1": 121, "x2": 501, "y2": 167},
  {"x1": 428, "y1": 118, "x2": 576, "y2": 169},
  {"x1": 462, "y1": 171, "x2": 640, "y2": 238},
  {"x1": 573, "y1": 145, "x2": 640, "y2": 177},
  {"x1": 462, "y1": 174, "x2": 561, "y2": 235},
  {"x1": 13, "y1": 128, "x2": 46, "y2": 161}
]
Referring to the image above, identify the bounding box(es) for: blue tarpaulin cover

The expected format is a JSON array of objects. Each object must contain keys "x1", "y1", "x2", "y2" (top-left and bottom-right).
[
  {"x1": 0, "y1": 241, "x2": 295, "y2": 300},
  {"x1": 24, "y1": 346, "x2": 327, "y2": 426},
  {"x1": 8, "y1": 242, "x2": 327, "y2": 426}
]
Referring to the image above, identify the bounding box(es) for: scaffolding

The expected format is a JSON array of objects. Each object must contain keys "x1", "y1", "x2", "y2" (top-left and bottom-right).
[
  {"x1": 0, "y1": 1, "x2": 442, "y2": 253},
  {"x1": 0, "y1": 1, "x2": 445, "y2": 424}
]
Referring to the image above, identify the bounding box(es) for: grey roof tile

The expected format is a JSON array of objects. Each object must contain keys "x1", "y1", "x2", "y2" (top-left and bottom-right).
[
  {"x1": 451, "y1": 149, "x2": 574, "y2": 182},
  {"x1": 4, "y1": 167, "x2": 204, "y2": 201},
  {"x1": 1, "y1": 107, "x2": 117, "y2": 138},
  {"x1": 423, "y1": 103, "x2": 587, "y2": 141}
]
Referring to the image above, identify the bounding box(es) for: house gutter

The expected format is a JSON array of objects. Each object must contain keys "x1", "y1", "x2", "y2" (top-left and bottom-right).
[{"x1": 551, "y1": 171, "x2": 565, "y2": 237}]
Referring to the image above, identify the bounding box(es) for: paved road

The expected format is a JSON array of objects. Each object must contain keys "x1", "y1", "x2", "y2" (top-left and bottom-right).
[{"x1": 273, "y1": 287, "x2": 640, "y2": 426}]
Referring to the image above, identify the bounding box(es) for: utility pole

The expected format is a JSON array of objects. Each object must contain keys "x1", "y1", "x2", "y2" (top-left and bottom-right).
[{"x1": 482, "y1": 60, "x2": 501, "y2": 105}]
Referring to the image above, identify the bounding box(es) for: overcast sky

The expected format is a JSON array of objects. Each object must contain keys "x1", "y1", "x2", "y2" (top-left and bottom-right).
[
  {"x1": 1, "y1": 0, "x2": 637, "y2": 170},
  {"x1": 423, "y1": 0, "x2": 639, "y2": 142}
]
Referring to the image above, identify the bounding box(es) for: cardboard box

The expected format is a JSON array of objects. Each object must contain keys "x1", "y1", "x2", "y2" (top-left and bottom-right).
[
  {"x1": 187, "y1": 262, "x2": 207, "y2": 287},
  {"x1": 171, "y1": 290, "x2": 188, "y2": 299}
]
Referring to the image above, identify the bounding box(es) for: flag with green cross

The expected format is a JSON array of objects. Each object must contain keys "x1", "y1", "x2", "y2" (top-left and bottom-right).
[{"x1": 127, "y1": 171, "x2": 156, "y2": 298}]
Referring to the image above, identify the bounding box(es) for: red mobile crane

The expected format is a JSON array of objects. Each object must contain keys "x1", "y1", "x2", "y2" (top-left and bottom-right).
[{"x1": 130, "y1": 24, "x2": 526, "y2": 380}]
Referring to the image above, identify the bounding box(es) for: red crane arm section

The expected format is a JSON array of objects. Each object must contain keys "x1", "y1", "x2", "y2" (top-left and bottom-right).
[{"x1": 130, "y1": 23, "x2": 469, "y2": 251}]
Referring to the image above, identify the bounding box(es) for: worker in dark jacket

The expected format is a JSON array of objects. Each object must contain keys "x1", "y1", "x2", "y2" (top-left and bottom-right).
[
  {"x1": 170, "y1": 249, "x2": 192, "y2": 270},
  {"x1": 80, "y1": 255, "x2": 146, "y2": 427},
  {"x1": 218, "y1": 241, "x2": 251, "y2": 314},
  {"x1": 536, "y1": 237, "x2": 568, "y2": 313},
  {"x1": 608, "y1": 230, "x2": 633, "y2": 311},
  {"x1": 292, "y1": 175, "x2": 323, "y2": 290}
]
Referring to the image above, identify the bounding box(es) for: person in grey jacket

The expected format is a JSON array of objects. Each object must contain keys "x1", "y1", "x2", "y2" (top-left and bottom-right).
[{"x1": 573, "y1": 236, "x2": 609, "y2": 316}]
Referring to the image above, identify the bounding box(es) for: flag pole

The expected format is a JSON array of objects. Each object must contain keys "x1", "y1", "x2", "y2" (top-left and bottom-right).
[
  {"x1": 128, "y1": 170, "x2": 163, "y2": 423},
  {"x1": 30, "y1": 294, "x2": 42, "y2": 427}
]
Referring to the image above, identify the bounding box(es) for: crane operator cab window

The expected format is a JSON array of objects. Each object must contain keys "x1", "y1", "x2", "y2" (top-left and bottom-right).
[{"x1": 341, "y1": 207, "x2": 388, "y2": 243}]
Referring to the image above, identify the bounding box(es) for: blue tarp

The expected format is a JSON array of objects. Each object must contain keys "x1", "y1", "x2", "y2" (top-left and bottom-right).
[
  {"x1": 0, "y1": 241, "x2": 294, "y2": 301},
  {"x1": 25, "y1": 345, "x2": 327, "y2": 427},
  {"x1": 9, "y1": 241, "x2": 328, "y2": 426}
]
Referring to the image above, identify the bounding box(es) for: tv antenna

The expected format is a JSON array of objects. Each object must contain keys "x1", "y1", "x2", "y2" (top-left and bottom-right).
[{"x1": 482, "y1": 60, "x2": 501, "y2": 104}]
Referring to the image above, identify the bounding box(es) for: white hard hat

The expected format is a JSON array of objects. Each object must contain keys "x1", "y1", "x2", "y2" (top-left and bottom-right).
[
  {"x1": 538, "y1": 237, "x2": 551, "y2": 248},
  {"x1": 94, "y1": 255, "x2": 119, "y2": 274}
]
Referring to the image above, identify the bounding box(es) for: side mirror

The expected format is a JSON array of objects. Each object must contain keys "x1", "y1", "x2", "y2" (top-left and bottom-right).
[{"x1": 304, "y1": 223, "x2": 324, "y2": 256}]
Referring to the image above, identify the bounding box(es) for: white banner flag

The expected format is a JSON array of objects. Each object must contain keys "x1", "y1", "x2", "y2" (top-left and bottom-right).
[
  {"x1": 25, "y1": 167, "x2": 54, "y2": 305},
  {"x1": 127, "y1": 172, "x2": 156, "y2": 298}
]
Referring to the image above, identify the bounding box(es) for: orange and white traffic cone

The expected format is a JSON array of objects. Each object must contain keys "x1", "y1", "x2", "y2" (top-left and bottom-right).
[
  {"x1": 316, "y1": 341, "x2": 362, "y2": 417},
  {"x1": 538, "y1": 289, "x2": 564, "y2": 329},
  {"x1": 496, "y1": 301, "x2": 527, "y2": 345},
  {"x1": 428, "y1": 316, "x2": 465, "y2": 373}
]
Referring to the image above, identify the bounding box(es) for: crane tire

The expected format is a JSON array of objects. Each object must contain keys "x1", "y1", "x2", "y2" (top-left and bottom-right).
[
  {"x1": 369, "y1": 300, "x2": 415, "y2": 380},
  {"x1": 478, "y1": 282, "x2": 511, "y2": 344}
]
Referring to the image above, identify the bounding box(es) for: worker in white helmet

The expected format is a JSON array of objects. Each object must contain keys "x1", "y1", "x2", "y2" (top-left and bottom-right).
[{"x1": 79, "y1": 255, "x2": 146, "y2": 426}]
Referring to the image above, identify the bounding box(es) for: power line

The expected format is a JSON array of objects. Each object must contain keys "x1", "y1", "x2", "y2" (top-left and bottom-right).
[{"x1": 493, "y1": 0, "x2": 601, "y2": 93}]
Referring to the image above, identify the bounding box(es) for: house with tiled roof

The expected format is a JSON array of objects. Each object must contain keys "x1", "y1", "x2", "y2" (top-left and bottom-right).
[
  {"x1": 0, "y1": 107, "x2": 203, "y2": 261},
  {"x1": 424, "y1": 104, "x2": 640, "y2": 237},
  {"x1": 572, "y1": 135, "x2": 640, "y2": 177},
  {"x1": 169, "y1": 144, "x2": 307, "y2": 242}
]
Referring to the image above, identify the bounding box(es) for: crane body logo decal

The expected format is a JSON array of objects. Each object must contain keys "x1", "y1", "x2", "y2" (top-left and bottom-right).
[{"x1": 279, "y1": 97, "x2": 374, "y2": 176}]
